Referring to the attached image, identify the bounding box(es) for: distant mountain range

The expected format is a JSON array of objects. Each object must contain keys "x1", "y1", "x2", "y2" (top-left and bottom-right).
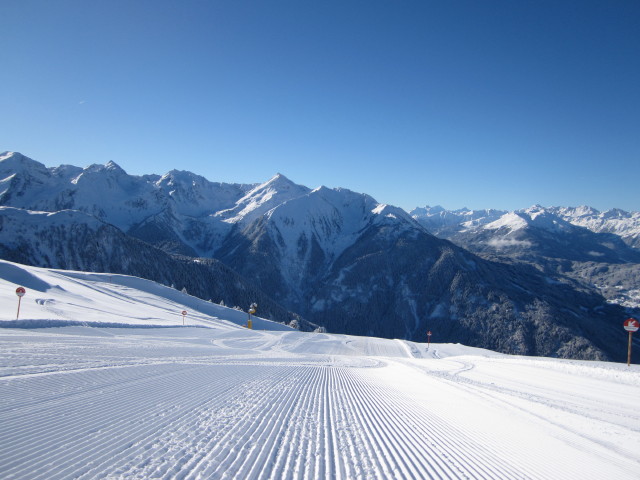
[
  {"x1": 410, "y1": 205, "x2": 640, "y2": 249},
  {"x1": 1, "y1": 151, "x2": 638, "y2": 361},
  {"x1": 410, "y1": 205, "x2": 640, "y2": 311}
]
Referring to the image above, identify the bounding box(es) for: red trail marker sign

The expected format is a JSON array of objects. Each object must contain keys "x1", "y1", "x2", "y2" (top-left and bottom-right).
[
  {"x1": 624, "y1": 318, "x2": 639, "y2": 366},
  {"x1": 15, "y1": 287, "x2": 26, "y2": 319}
]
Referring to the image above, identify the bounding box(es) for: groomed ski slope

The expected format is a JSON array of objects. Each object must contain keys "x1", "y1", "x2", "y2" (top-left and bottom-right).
[{"x1": 1, "y1": 260, "x2": 639, "y2": 479}]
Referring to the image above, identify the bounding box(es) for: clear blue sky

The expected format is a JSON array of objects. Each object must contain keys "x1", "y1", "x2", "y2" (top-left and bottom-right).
[{"x1": 2, "y1": 0, "x2": 639, "y2": 212}]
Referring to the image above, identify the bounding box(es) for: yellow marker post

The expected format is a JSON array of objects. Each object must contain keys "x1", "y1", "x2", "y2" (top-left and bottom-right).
[{"x1": 247, "y1": 303, "x2": 257, "y2": 330}]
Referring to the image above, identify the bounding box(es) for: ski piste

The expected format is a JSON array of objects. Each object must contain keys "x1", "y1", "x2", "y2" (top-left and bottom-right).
[{"x1": 1, "y1": 260, "x2": 639, "y2": 479}]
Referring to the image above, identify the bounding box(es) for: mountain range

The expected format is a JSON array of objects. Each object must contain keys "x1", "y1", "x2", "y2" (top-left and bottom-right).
[
  {"x1": 410, "y1": 204, "x2": 640, "y2": 250},
  {"x1": 1, "y1": 151, "x2": 638, "y2": 360},
  {"x1": 411, "y1": 205, "x2": 640, "y2": 311}
]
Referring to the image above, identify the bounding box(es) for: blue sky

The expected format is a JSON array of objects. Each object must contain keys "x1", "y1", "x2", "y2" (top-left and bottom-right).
[{"x1": 2, "y1": 0, "x2": 639, "y2": 212}]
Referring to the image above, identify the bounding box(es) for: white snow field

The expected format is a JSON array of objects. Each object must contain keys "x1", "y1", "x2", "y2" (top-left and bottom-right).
[{"x1": 1, "y1": 260, "x2": 639, "y2": 479}]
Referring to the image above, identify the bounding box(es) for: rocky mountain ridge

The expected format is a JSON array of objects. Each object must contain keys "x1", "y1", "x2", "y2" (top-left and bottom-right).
[{"x1": 1, "y1": 151, "x2": 636, "y2": 360}]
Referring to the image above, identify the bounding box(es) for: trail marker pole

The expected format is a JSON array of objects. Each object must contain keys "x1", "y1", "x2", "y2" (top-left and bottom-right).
[
  {"x1": 247, "y1": 303, "x2": 257, "y2": 330},
  {"x1": 427, "y1": 331, "x2": 432, "y2": 348},
  {"x1": 182, "y1": 310, "x2": 187, "y2": 325},
  {"x1": 624, "y1": 318, "x2": 639, "y2": 366},
  {"x1": 15, "y1": 287, "x2": 26, "y2": 320}
]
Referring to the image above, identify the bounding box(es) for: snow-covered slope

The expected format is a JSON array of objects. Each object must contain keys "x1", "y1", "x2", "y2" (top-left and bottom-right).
[
  {"x1": 1, "y1": 260, "x2": 639, "y2": 479},
  {"x1": 156, "y1": 169, "x2": 250, "y2": 218},
  {"x1": 216, "y1": 173, "x2": 312, "y2": 225},
  {"x1": 484, "y1": 206, "x2": 577, "y2": 234},
  {"x1": 0, "y1": 211, "x2": 307, "y2": 329},
  {"x1": 216, "y1": 185, "x2": 418, "y2": 301},
  {"x1": 0, "y1": 259, "x2": 292, "y2": 331}
]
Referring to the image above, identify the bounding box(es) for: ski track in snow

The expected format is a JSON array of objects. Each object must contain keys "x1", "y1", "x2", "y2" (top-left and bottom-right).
[
  {"x1": 2, "y1": 329, "x2": 639, "y2": 480},
  {"x1": 1, "y1": 261, "x2": 640, "y2": 479},
  {"x1": 0, "y1": 343, "x2": 520, "y2": 479}
]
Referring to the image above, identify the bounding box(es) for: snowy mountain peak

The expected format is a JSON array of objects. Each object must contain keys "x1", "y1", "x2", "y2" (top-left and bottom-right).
[
  {"x1": 262, "y1": 173, "x2": 303, "y2": 191},
  {"x1": 563, "y1": 205, "x2": 601, "y2": 217},
  {"x1": 484, "y1": 212, "x2": 529, "y2": 231},
  {"x1": 411, "y1": 205, "x2": 507, "y2": 235},
  {"x1": 217, "y1": 173, "x2": 310, "y2": 224},
  {"x1": 522, "y1": 204, "x2": 545, "y2": 215},
  {"x1": 602, "y1": 208, "x2": 628, "y2": 219},
  {"x1": 409, "y1": 205, "x2": 445, "y2": 217},
  {"x1": 70, "y1": 161, "x2": 136, "y2": 193},
  {"x1": 0, "y1": 151, "x2": 19, "y2": 162},
  {"x1": 0, "y1": 151, "x2": 36, "y2": 167},
  {"x1": 83, "y1": 160, "x2": 128, "y2": 177},
  {"x1": 372, "y1": 203, "x2": 414, "y2": 223},
  {"x1": 244, "y1": 173, "x2": 308, "y2": 202},
  {"x1": 310, "y1": 185, "x2": 331, "y2": 195},
  {"x1": 0, "y1": 151, "x2": 49, "y2": 178},
  {"x1": 484, "y1": 208, "x2": 576, "y2": 234},
  {"x1": 0, "y1": 152, "x2": 52, "y2": 206},
  {"x1": 105, "y1": 160, "x2": 124, "y2": 171},
  {"x1": 158, "y1": 169, "x2": 208, "y2": 188}
]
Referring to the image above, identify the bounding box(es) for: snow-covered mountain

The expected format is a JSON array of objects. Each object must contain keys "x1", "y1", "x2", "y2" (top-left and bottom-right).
[
  {"x1": 0, "y1": 205, "x2": 306, "y2": 330},
  {"x1": 409, "y1": 205, "x2": 506, "y2": 236},
  {"x1": 411, "y1": 204, "x2": 640, "y2": 248},
  {"x1": 0, "y1": 151, "x2": 635, "y2": 360},
  {"x1": 411, "y1": 204, "x2": 640, "y2": 310},
  {"x1": 554, "y1": 205, "x2": 640, "y2": 248}
]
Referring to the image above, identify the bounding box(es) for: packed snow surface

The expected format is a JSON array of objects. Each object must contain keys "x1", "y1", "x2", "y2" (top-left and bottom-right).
[{"x1": 1, "y1": 260, "x2": 639, "y2": 479}]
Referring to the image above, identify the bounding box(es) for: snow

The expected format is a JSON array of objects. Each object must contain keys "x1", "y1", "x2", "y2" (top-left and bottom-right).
[
  {"x1": 410, "y1": 206, "x2": 507, "y2": 233},
  {"x1": 268, "y1": 186, "x2": 377, "y2": 258},
  {"x1": 412, "y1": 202, "x2": 640, "y2": 245},
  {"x1": 155, "y1": 170, "x2": 249, "y2": 218},
  {"x1": 557, "y1": 206, "x2": 640, "y2": 243},
  {"x1": 217, "y1": 173, "x2": 311, "y2": 225},
  {"x1": 1, "y1": 259, "x2": 640, "y2": 479},
  {"x1": 0, "y1": 260, "x2": 290, "y2": 332},
  {"x1": 483, "y1": 212, "x2": 529, "y2": 231}
]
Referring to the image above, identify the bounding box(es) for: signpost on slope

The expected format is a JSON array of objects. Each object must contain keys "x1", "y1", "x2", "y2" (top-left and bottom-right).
[
  {"x1": 15, "y1": 287, "x2": 26, "y2": 320},
  {"x1": 427, "y1": 331, "x2": 432, "y2": 349},
  {"x1": 182, "y1": 310, "x2": 187, "y2": 325},
  {"x1": 624, "y1": 318, "x2": 639, "y2": 366},
  {"x1": 247, "y1": 303, "x2": 257, "y2": 330}
]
